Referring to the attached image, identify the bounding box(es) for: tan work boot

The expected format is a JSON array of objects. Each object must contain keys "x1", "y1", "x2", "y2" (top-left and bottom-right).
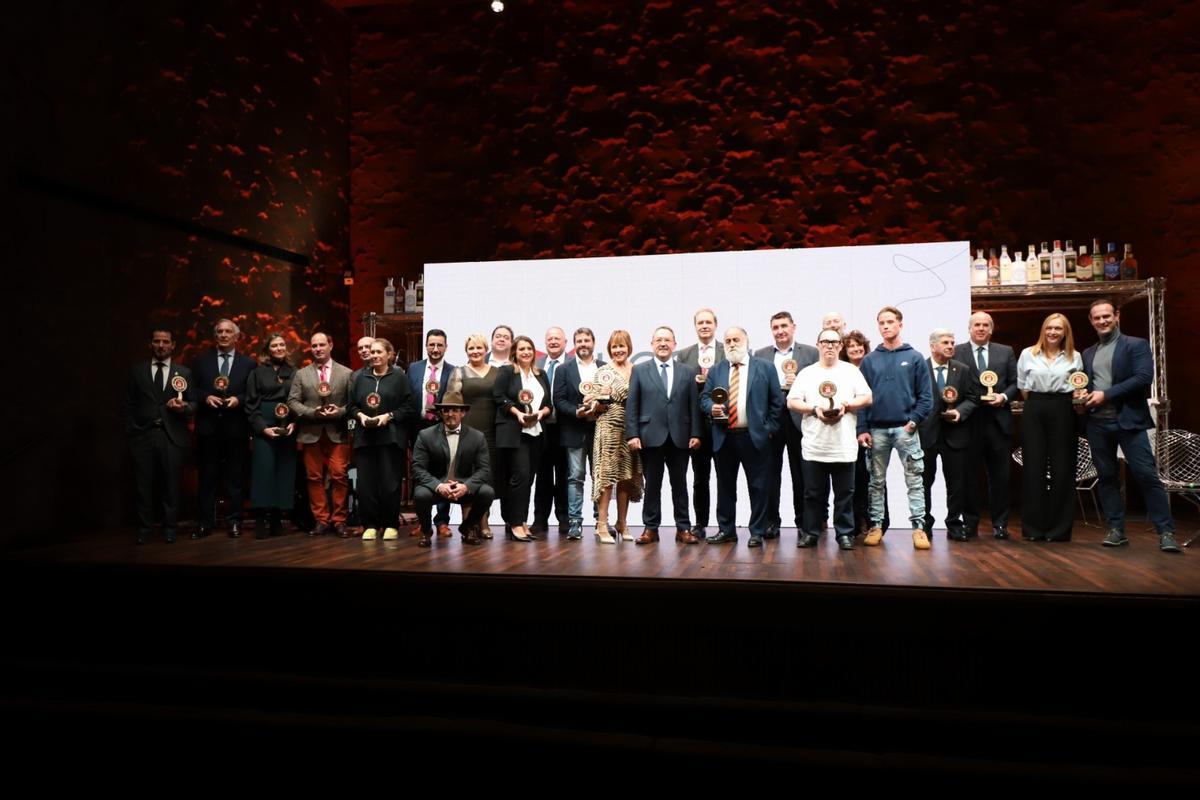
[
  {"x1": 863, "y1": 527, "x2": 884, "y2": 546},
  {"x1": 912, "y1": 529, "x2": 931, "y2": 550}
]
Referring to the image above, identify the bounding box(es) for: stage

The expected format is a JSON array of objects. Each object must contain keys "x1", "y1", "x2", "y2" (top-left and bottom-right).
[{"x1": 2, "y1": 519, "x2": 1198, "y2": 785}]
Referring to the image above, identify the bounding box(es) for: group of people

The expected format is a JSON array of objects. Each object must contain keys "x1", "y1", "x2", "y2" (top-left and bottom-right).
[{"x1": 126, "y1": 298, "x2": 1181, "y2": 554}]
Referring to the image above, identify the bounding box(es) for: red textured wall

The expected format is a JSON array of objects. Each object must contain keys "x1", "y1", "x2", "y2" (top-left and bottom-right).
[{"x1": 348, "y1": 0, "x2": 1200, "y2": 424}]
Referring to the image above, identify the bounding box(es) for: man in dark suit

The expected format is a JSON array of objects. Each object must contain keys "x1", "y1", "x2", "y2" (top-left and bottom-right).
[
  {"x1": 553, "y1": 327, "x2": 603, "y2": 539},
  {"x1": 125, "y1": 327, "x2": 196, "y2": 544},
  {"x1": 190, "y1": 318, "x2": 256, "y2": 538},
  {"x1": 753, "y1": 311, "x2": 820, "y2": 538},
  {"x1": 408, "y1": 328, "x2": 456, "y2": 537},
  {"x1": 411, "y1": 390, "x2": 494, "y2": 547},
  {"x1": 626, "y1": 326, "x2": 702, "y2": 543},
  {"x1": 955, "y1": 312, "x2": 1019, "y2": 539},
  {"x1": 699, "y1": 327, "x2": 784, "y2": 547},
  {"x1": 675, "y1": 307, "x2": 723, "y2": 538},
  {"x1": 533, "y1": 326, "x2": 570, "y2": 535},
  {"x1": 1081, "y1": 300, "x2": 1180, "y2": 553},
  {"x1": 919, "y1": 329, "x2": 979, "y2": 541}
]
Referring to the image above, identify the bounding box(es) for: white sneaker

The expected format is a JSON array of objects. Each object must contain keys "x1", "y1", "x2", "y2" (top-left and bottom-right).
[
  {"x1": 382, "y1": 527, "x2": 400, "y2": 540},
  {"x1": 362, "y1": 528, "x2": 377, "y2": 540}
]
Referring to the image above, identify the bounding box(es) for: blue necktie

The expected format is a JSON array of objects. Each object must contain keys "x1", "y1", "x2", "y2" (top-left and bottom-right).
[
  {"x1": 936, "y1": 366, "x2": 946, "y2": 391},
  {"x1": 546, "y1": 359, "x2": 556, "y2": 389},
  {"x1": 976, "y1": 346, "x2": 987, "y2": 372}
]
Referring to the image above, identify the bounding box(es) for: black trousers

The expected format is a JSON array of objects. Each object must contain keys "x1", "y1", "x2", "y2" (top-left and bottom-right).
[
  {"x1": 690, "y1": 434, "x2": 714, "y2": 527},
  {"x1": 355, "y1": 444, "x2": 403, "y2": 529},
  {"x1": 501, "y1": 433, "x2": 543, "y2": 525},
  {"x1": 715, "y1": 431, "x2": 770, "y2": 537},
  {"x1": 803, "y1": 460, "x2": 855, "y2": 537},
  {"x1": 197, "y1": 433, "x2": 249, "y2": 526},
  {"x1": 766, "y1": 417, "x2": 804, "y2": 529},
  {"x1": 414, "y1": 483, "x2": 496, "y2": 534},
  {"x1": 533, "y1": 423, "x2": 568, "y2": 525},
  {"x1": 129, "y1": 427, "x2": 185, "y2": 533},
  {"x1": 922, "y1": 439, "x2": 968, "y2": 534},
  {"x1": 641, "y1": 440, "x2": 692, "y2": 531},
  {"x1": 963, "y1": 413, "x2": 1012, "y2": 530},
  {"x1": 1020, "y1": 392, "x2": 1077, "y2": 541}
]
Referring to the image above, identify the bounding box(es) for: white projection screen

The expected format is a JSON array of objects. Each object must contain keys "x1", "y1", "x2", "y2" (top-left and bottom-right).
[{"x1": 424, "y1": 241, "x2": 971, "y2": 529}]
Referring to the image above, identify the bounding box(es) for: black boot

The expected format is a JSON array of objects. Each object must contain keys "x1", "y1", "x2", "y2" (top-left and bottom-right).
[{"x1": 254, "y1": 511, "x2": 269, "y2": 540}]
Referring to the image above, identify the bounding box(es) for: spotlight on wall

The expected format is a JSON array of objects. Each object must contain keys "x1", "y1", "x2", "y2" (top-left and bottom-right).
[{"x1": 491, "y1": 1, "x2": 504, "y2": 12}]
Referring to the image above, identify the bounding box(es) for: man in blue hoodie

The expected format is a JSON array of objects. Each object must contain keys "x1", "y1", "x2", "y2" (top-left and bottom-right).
[{"x1": 856, "y1": 306, "x2": 934, "y2": 550}]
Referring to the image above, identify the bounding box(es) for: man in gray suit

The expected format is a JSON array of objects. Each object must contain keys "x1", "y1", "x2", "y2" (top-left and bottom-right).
[
  {"x1": 675, "y1": 307, "x2": 723, "y2": 538},
  {"x1": 754, "y1": 311, "x2": 819, "y2": 539},
  {"x1": 288, "y1": 332, "x2": 354, "y2": 536},
  {"x1": 626, "y1": 326, "x2": 702, "y2": 543},
  {"x1": 954, "y1": 312, "x2": 1018, "y2": 539}
]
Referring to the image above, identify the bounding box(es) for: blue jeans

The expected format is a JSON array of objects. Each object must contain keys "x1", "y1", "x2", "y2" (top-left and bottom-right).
[
  {"x1": 566, "y1": 446, "x2": 590, "y2": 524},
  {"x1": 868, "y1": 426, "x2": 925, "y2": 529},
  {"x1": 1086, "y1": 417, "x2": 1175, "y2": 533}
]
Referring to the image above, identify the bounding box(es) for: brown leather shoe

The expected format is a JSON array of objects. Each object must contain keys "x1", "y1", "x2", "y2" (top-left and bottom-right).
[
  {"x1": 437, "y1": 523, "x2": 452, "y2": 538},
  {"x1": 635, "y1": 529, "x2": 660, "y2": 545},
  {"x1": 675, "y1": 529, "x2": 699, "y2": 544},
  {"x1": 461, "y1": 525, "x2": 481, "y2": 546},
  {"x1": 334, "y1": 523, "x2": 350, "y2": 538}
]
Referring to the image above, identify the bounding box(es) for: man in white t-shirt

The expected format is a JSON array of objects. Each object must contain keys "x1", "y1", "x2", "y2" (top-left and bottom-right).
[{"x1": 787, "y1": 330, "x2": 872, "y2": 550}]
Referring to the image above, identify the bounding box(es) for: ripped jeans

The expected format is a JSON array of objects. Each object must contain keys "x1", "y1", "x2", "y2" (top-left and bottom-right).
[{"x1": 868, "y1": 426, "x2": 926, "y2": 530}]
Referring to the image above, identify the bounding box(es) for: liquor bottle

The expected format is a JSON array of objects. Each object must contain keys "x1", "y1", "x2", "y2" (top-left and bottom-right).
[
  {"x1": 1092, "y1": 238, "x2": 1104, "y2": 281},
  {"x1": 972, "y1": 248, "x2": 988, "y2": 286},
  {"x1": 1011, "y1": 246, "x2": 1028, "y2": 284},
  {"x1": 1120, "y1": 243, "x2": 1138, "y2": 280},
  {"x1": 415, "y1": 274, "x2": 425, "y2": 312},
  {"x1": 1063, "y1": 239, "x2": 1077, "y2": 283},
  {"x1": 1050, "y1": 240, "x2": 1066, "y2": 283},
  {"x1": 999, "y1": 244, "x2": 1012, "y2": 284},
  {"x1": 987, "y1": 248, "x2": 1000, "y2": 286},
  {"x1": 383, "y1": 277, "x2": 396, "y2": 314},
  {"x1": 404, "y1": 279, "x2": 417, "y2": 313},
  {"x1": 1027, "y1": 244, "x2": 1040, "y2": 284},
  {"x1": 1077, "y1": 245, "x2": 1093, "y2": 282},
  {"x1": 1104, "y1": 242, "x2": 1120, "y2": 280},
  {"x1": 1039, "y1": 242, "x2": 1052, "y2": 283}
]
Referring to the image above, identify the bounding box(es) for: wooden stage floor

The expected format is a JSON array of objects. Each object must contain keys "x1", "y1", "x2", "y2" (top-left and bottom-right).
[{"x1": 12, "y1": 517, "x2": 1198, "y2": 598}]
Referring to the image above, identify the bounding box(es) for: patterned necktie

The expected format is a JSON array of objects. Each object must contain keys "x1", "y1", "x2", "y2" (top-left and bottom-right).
[
  {"x1": 976, "y1": 346, "x2": 987, "y2": 372},
  {"x1": 727, "y1": 363, "x2": 740, "y2": 427},
  {"x1": 426, "y1": 364, "x2": 438, "y2": 420}
]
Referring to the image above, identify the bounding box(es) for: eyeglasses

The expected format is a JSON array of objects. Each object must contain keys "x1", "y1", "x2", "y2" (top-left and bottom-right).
[{"x1": 817, "y1": 339, "x2": 841, "y2": 346}]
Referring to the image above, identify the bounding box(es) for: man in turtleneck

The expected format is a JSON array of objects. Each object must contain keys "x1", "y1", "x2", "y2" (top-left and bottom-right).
[{"x1": 1081, "y1": 299, "x2": 1180, "y2": 553}]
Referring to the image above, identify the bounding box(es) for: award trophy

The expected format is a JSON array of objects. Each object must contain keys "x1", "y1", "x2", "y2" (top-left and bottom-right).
[
  {"x1": 710, "y1": 387, "x2": 729, "y2": 424},
  {"x1": 595, "y1": 368, "x2": 615, "y2": 401},
  {"x1": 274, "y1": 402, "x2": 290, "y2": 434},
  {"x1": 979, "y1": 369, "x2": 999, "y2": 403},
  {"x1": 782, "y1": 359, "x2": 798, "y2": 390},
  {"x1": 697, "y1": 351, "x2": 714, "y2": 384},
  {"x1": 941, "y1": 385, "x2": 959, "y2": 418},
  {"x1": 364, "y1": 390, "x2": 383, "y2": 424},
  {"x1": 518, "y1": 389, "x2": 535, "y2": 424},
  {"x1": 818, "y1": 380, "x2": 839, "y2": 420},
  {"x1": 170, "y1": 374, "x2": 188, "y2": 403},
  {"x1": 1069, "y1": 371, "x2": 1090, "y2": 406},
  {"x1": 578, "y1": 381, "x2": 598, "y2": 416},
  {"x1": 317, "y1": 380, "x2": 336, "y2": 414},
  {"x1": 213, "y1": 375, "x2": 230, "y2": 407}
]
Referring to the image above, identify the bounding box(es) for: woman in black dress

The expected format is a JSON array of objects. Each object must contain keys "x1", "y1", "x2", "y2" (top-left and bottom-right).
[
  {"x1": 492, "y1": 335, "x2": 552, "y2": 542},
  {"x1": 245, "y1": 333, "x2": 297, "y2": 538},
  {"x1": 348, "y1": 338, "x2": 414, "y2": 541}
]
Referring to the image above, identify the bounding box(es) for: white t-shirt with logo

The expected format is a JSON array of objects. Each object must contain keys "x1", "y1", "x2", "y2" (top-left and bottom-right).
[{"x1": 788, "y1": 360, "x2": 870, "y2": 463}]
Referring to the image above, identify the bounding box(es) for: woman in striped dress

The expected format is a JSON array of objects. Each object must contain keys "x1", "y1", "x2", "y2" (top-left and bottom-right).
[{"x1": 590, "y1": 329, "x2": 643, "y2": 544}]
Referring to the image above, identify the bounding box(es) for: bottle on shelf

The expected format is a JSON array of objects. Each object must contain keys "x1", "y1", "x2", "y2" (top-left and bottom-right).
[
  {"x1": 415, "y1": 274, "x2": 425, "y2": 312},
  {"x1": 383, "y1": 277, "x2": 396, "y2": 314},
  {"x1": 1120, "y1": 243, "x2": 1138, "y2": 280},
  {"x1": 1104, "y1": 242, "x2": 1120, "y2": 281},
  {"x1": 1063, "y1": 239, "x2": 1077, "y2": 283},
  {"x1": 404, "y1": 279, "x2": 417, "y2": 313},
  {"x1": 1050, "y1": 240, "x2": 1066, "y2": 283},
  {"x1": 1011, "y1": 246, "x2": 1027, "y2": 284},
  {"x1": 1077, "y1": 245, "x2": 1093, "y2": 282},
  {"x1": 1027, "y1": 244, "x2": 1040, "y2": 284},
  {"x1": 987, "y1": 248, "x2": 1000, "y2": 286},
  {"x1": 1038, "y1": 242, "x2": 1052, "y2": 283},
  {"x1": 999, "y1": 244, "x2": 1012, "y2": 284},
  {"x1": 1092, "y1": 238, "x2": 1104, "y2": 281},
  {"x1": 972, "y1": 248, "x2": 987, "y2": 287}
]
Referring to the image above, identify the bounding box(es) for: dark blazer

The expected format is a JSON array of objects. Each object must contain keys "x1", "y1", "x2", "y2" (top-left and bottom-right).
[
  {"x1": 918, "y1": 358, "x2": 979, "y2": 450},
  {"x1": 493, "y1": 364, "x2": 552, "y2": 449},
  {"x1": 347, "y1": 367, "x2": 415, "y2": 449},
  {"x1": 124, "y1": 360, "x2": 196, "y2": 447},
  {"x1": 245, "y1": 363, "x2": 297, "y2": 437},
  {"x1": 699, "y1": 357, "x2": 784, "y2": 453},
  {"x1": 754, "y1": 341, "x2": 820, "y2": 432},
  {"x1": 955, "y1": 340, "x2": 1019, "y2": 435},
  {"x1": 1082, "y1": 332, "x2": 1155, "y2": 431},
  {"x1": 408, "y1": 358, "x2": 455, "y2": 424},
  {"x1": 624, "y1": 358, "x2": 702, "y2": 448},
  {"x1": 553, "y1": 357, "x2": 604, "y2": 448},
  {"x1": 676, "y1": 341, "x2": 725, "y2": 370},
  {"x1": 192, "y1": 349, "x2": 256, "y2": 438},
  {"x1": 412, "y1": 424, "x2": 492, "y2": 494}
]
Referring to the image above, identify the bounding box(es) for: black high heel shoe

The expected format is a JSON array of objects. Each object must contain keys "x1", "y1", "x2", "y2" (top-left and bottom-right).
[{"x1": 505, "y1": 524, "x2": 533, "y2": 542}]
